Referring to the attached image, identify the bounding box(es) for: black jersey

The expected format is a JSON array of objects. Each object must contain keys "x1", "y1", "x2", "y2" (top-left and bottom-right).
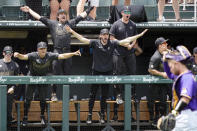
[
  {"x1": 0, "y1": 59, "x2": 20, "y2": 76},
  {"x1": 27, "y1": 52, "x2": 58, "y2": 76},
  {"x1": 40, "y1": 16, "x2": 83, "y2": 49},
  {"x1": 90, "y1": 39, "x2": 119, "y2": 72}
]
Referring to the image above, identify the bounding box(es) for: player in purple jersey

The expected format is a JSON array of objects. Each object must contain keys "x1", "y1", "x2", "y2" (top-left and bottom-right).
[{"x1": 157, "y1": 45, "x2": 197, "y2": 131}]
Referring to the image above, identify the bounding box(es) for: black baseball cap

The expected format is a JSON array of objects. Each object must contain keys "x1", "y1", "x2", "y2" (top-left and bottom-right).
[
  {"x1": 155, "y1": 37, "x2": 168, "y2": 47},
  {"x1": 193, "y1": 47, "x2": 197, "y2": 54},
  {"x1": 3, "y1": 46, "x2": 13, "y2": 54},
  {"x1": 57, "y1": 9, "x2": 67, "y2": 15},
  {"x1": 100, "y1": 29, "x2": 109, "y2": 35},
  {"x1": 37, "y1": 42, "x2": 47, "y2": 49}
]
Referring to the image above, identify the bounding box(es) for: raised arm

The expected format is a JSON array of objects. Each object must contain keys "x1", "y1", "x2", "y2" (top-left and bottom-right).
[
  {"x1": 65, "y1": 25, "x2": 90, "y2": 45},
  {"x1": 118, "y1": 29, "x2": 148, "y2": 45},
  {"x1": 20, "y1": 6, "x2": 41, "y2": 20},
  {"x1": 14, "y1": 52, "x2": 28, "y2": 60},
  {"x1": 58, "y1": 50, "x2": 81, "y2": 59}
]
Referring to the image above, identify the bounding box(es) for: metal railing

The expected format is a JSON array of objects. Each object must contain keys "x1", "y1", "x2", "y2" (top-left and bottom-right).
[{"x1": 0, "y1": 75, "x2": 173, "y2": 131}]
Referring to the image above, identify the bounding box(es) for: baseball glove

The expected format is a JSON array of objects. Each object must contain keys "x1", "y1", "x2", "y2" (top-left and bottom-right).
[{"x1": 159, "y1": 113, "x2": 176, "y2": 131}]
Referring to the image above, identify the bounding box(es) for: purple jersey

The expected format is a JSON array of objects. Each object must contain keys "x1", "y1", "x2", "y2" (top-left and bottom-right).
[{"x1": 163, "y1": 61, "x2": 197, "y2": 111}]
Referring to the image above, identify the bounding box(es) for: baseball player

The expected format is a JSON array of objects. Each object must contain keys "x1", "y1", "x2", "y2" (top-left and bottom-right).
[
  {"x1": 20, "y1": 5, "x2": 93, "y2": 101},
  {"x1": 157, "y1": 45, "x2": 197, "y2": 131},
  {"x1": 65, "y1": 25, "x2": 148, "y2": 124},
  {"x1": 14, "y1": 42, "x2": 81, "y2": 126},
  {"x1": 0, "y1": 46, "x2": 20, "y2": 125}
]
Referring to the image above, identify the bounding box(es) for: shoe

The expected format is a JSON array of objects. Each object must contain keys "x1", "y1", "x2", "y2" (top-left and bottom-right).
[
  {"x1": 116, "y1": 94, "x2": 123, "y2": 104},
  {"x1": 110, "y1": 115, "x2": 118, "y2": 122},
  {"x1": 40, "y1": 115, "x2": 46, "y2": 125},
  {"x1": 157, "y1": 16, "x2": 165, "y2": 22},
  {"x1": 97, "y1": 112, "x2": 105, "y2": 124},
  {"x1": 51, "y1": 93, "x2": 58, "y2": 102},
  {"x1": 176, "y1": 18, "x2": 182, "y2": 22},
  {"x1": 86, "y1": 114, "x2": 92, "y2": 125},
  {"x1": 7, "y1": 117, "x2": 17, "y2": 125},
  {"x1": 21, "y1": 116, "x2": 28, "y2": 126}
]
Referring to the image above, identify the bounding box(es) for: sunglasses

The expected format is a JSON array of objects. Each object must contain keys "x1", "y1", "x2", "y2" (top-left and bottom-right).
[{"x1": 123, "y1": 10, "x2": 131, "y2": 15}]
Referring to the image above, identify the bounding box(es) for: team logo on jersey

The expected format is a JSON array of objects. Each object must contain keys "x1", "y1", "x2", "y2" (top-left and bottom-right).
[
  {"x1": 129, "y1": 26, "x2": 133, "y2": 30},
  {"x1": 0, "y1": 64, "x2": 2, "y2": 67},
  {"x1": 181, "y1": 88, "x2": 188, "y2": 94}
]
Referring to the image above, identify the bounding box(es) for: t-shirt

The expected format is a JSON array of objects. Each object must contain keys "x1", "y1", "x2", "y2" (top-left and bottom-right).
[
  {"x1": 109, "y1": 19, "x2": 137, "y2": 56},
  {"x1": 90, "y1": 39, "x2": 119, "y2": 72},
  {"x1": 40, "y1": 16, "x2": 83, "y2": 49},
  {"x1": 163, "y1": 62, "x2": 197, "y2": 111},
  {"x1": 0, "y1": 59, "x2": 20, "y2": 76},
  {"x1": 28, "y1": 52, "x2": 58, "y2": 76},
  {"x1": 149, "y1": 50, "x2": 164, "y2": 72}
]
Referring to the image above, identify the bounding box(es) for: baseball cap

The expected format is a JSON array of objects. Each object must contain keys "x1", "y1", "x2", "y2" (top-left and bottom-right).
[
  {"x1": 100, "y1": 28, "x2": 109, "y2": 35},
  {"x1": 155, "y1": 37, "x2": 168, "y2": 47},
  {"x1": 165, "y1": 45, "x2": 191, "y2": 62},
  {"x1": 122, "y1": 6, "x2": 131, "y2": 14},
  {"x1": 3, "y1": 46, "x2": 13, "y2": 54},
  {"x1": 37, "y1": 42, "x2": 47, "y2": 49},
  {"x1": 193, "y1": 47, "x2": 197, "y2": 54},
  {"x1": 57, "y1": 9, "x2": 67, "y2": 15}
]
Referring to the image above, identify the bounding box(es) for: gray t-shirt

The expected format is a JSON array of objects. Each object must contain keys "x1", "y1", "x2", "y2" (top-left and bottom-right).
[
  {"x1": 0, "y1": 59, "x2": 20, "y2": 76},
  {"x1": 148, "y1": 50, "x2": 164, "y2": 72},
  {"x1": 109, "y1": 19, "x2": 137, "y2": 56},
  {"x1": 28, "y1": 52, "x2": 58, "y2": 76},
  {"x1": 90, "y1": 39, "x2": 119, "y2": 72},
  {"x1": 40, "y1": 16, "x2": 83, "y2": 49}
]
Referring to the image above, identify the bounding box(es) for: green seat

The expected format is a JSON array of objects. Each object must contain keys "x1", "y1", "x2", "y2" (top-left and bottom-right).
[
  {"x1": 42, "y1": 0, "x2": 50, "y2": 17},
  {"x1": 132, "y1": 0, "x2": 157, "y2": 5},
  {"x1": 2, "y1": 0, "x2": 25, "y2": 20},
  {"x1": 97, "y1": 0, "x2": 112, "y2": 20},
  {"x1": 132, "y1": 0, "x2": 157, "y2": 21}
]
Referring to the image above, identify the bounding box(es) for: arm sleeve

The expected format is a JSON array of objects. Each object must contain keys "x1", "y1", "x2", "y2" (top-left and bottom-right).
[
  {"x1": 39, "y1": 17, "x2": 53, "y2": 27},
  {"x1": 27, "y1": 52, "x2": 35, "y2": 61},
  {"x1": 148, "y1": 55, "x2": 160, "y2": 70},
  {"x1": 49, "y1": 52, "x2": 59, "y2": 60},
  {"x1": 89, "y1": 39, "x2": 96, "y2": 48},
  {"x1": 109, "y1": 24, "x2": 116, "y2": 37},
  {"x1": 163, "y1": 61, "x2": 176, "y2": 80},
  {"x1": 180, "y1": 75, "x2": 195, "y2": 99},
  {"x1": 68, "y1": 15, "x2": 84, "y2": 28}
]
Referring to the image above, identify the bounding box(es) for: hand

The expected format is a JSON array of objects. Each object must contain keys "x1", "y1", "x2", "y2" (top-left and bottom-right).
[
  {"x1": 157, "y1": 117, "x2": 162, "y2": 129},
  {"x1": 8, "y1": 87, "x2": 14, "y2": 94},
  {"x1": 65, "y1": 25, "x2": 72, "y2": 33},
  {"x1": 85, "y1": 6, "x2": 94, "y2": 15},
  {"x1": 161, "y1": 72, "x2": 168, "y2": 79},
  {"x1": 20, "y1": 6, "x2": 30, "y2": 13},
  {"x1": 162, "y1": 51, "x2": 168, "y2": 62},
  {"x1": 14, "y1": 52, "x2": 19, "y2": 58},
  {"x1": 74, "y1": 50, "x2": 81, "y2": 56},
  {"x1": 127, "y1": 44, "x2": 132, "y2": 50},
  {"x1": 140, "y1": 29, "x2": 148, "y2": 36}
]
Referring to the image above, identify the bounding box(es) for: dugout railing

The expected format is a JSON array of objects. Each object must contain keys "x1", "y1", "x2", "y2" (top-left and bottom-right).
[{"x1": 0, "y1": 75, "x2": 173, "y2": 131}]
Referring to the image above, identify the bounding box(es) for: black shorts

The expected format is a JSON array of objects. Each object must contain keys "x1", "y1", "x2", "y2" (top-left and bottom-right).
[{"x1": 49, "y1": 0, "x2": 72, "y2": 3}]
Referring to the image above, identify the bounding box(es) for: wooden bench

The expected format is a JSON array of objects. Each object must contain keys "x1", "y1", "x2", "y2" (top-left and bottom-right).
[{"x1": 13, "y1": 100, "x2": 171, "y2": 122}]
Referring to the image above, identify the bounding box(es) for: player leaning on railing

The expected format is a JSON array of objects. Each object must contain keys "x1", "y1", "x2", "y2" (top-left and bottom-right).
[{"x1": 157, "y1": 45, "x2": 197, "y2": 131}]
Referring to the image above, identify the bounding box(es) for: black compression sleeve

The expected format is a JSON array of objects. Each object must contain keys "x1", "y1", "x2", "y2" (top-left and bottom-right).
[{"x1": 175, "y1": 99, "x2": 188, "y2": 112}]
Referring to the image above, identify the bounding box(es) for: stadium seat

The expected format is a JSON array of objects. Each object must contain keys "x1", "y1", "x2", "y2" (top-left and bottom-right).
[
  {"x1": 97, "y1": 0, "x2": 112, "y2": 20},
  {"x1": 42, "y1": 0, "x2": 50, "y2": 17},
  {"x1": 132, "y1": 0, "x2": 157, "y2": 21},
  {"x1": 1, "y1": 0, "x2": 25, "y2": 20}
]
